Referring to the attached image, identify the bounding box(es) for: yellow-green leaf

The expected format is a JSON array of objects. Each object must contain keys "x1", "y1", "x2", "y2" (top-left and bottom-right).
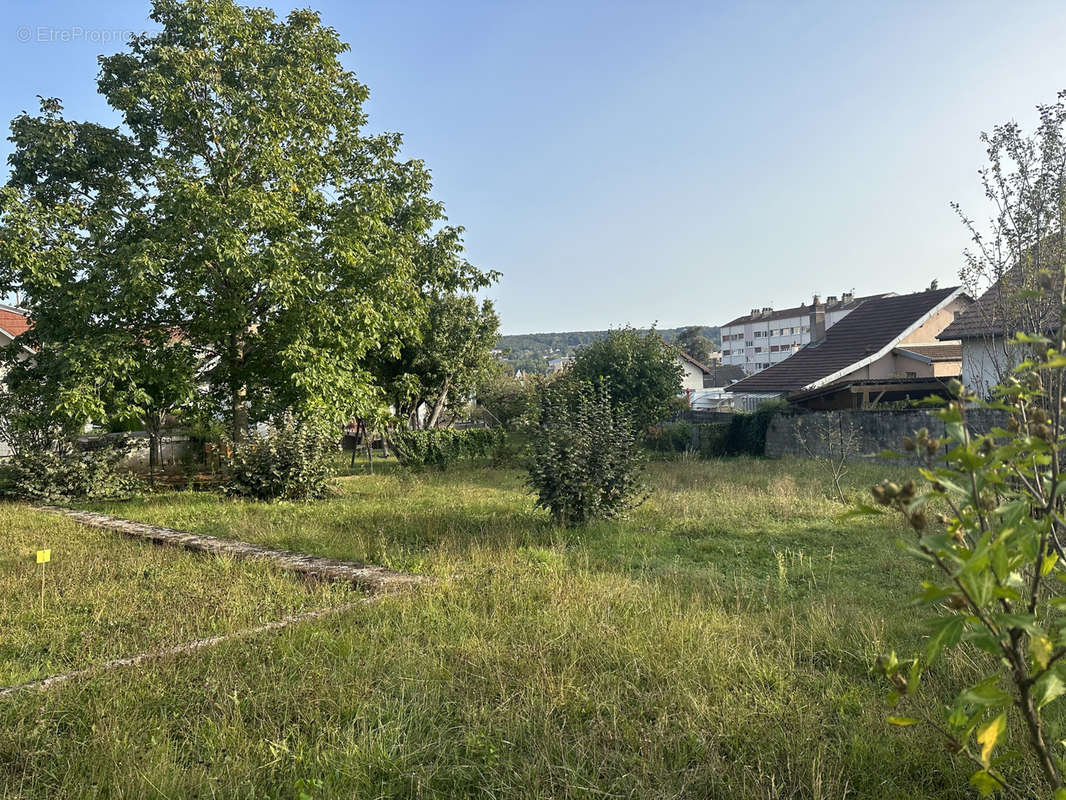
[
  {"x1": 886, "y1": 715, "x2": 919, "y2": 726},
  {"x1": 976, "y1": 713, "x2": 1006, "y2": 766},
  {"x1": 1031, "y1": 635, "x2": 1053, "y2": 669},
  {"x1": 968, "y1": 769, "x2": 1000, "y2": 796}
]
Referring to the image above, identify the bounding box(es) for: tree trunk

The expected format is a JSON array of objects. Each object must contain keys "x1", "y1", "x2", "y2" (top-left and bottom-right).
[
  {"x1": 142, "y1": 411, "x2": 164, "y2": 488},
  {"x1": 229, "y1": 332, "x2": 249, "y2": 443},
  {"x1": 425, "y1": 378, "x2": 451, "y2": 429}
]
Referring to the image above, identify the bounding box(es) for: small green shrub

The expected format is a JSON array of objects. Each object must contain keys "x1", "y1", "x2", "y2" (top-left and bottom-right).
[
  {"x1": 390, "y1": 427, "x2": 503, "y2": 468},
  {"x1": 697, "y1": 422, "x2": 732, "y2": 457},
  {"x1": 226, "y1": 416, "x2": 337, "y2": 501},
  {"x1": 645, "y1": 422, "x2": 694, "y2": 454},
  {"x1": 726, "y1": 399, "x2": 790, "y2": 456},
  {"x1": 526, "y1": 380, "x2": 645, "y2": 526},
  {"x1": 1, "y1": 444, "x2": 143, "y2": 504}
]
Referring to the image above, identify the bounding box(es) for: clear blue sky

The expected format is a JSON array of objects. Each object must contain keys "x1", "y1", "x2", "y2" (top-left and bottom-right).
[{"x1": 3, "y1": 0, "x2": 1066, "y2": 334}]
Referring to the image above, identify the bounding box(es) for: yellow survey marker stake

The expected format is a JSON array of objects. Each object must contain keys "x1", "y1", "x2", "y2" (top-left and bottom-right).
[{"x1": 36, "y1": 550, "x2": 51, "y2": 613}]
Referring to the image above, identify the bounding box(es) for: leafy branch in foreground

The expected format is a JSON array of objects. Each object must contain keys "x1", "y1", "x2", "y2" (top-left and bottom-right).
[{"x1": 868, "y1": 358, "x2": 1066, "y2": 798}]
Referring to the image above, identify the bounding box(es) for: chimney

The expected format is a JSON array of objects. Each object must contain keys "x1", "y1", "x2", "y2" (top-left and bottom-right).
[
  {"x1": 809, "y1": 299, "x2": 826, "y2": 343},
  {"x1": 812, "y1": 294, "x2": 821, "y2": 306},
  {"x1": 827, "y1": 295, "x2": 838, "y2": 305},
  {"x1": 842, "y1": 291, "x2": 854, "y2": 303},
  {"x1": 761, "y1": 307, "x2": 772, "y2": 317},
  {"x1": 750, "y1": 308, "x2": 759, "y2": 318}
]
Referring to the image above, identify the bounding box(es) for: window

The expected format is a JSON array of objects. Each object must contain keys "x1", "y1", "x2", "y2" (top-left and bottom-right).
[
  {"x1": 905, "y1": 371, "x2": 917, "y2": 378},
  {"x1": 745, "y1": 341, "x2": 753, "y2": 347},
  {"x1": 722, "y1": 349, "x2": 731, "y2": 356},
  {"x1": 754, "y1": 347, "x2": 763, "y2": 353}
]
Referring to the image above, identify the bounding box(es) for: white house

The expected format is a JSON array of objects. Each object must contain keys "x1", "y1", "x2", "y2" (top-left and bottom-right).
[{"x1": 936, "y1": 271, "x2": 1046, "y2": 398}]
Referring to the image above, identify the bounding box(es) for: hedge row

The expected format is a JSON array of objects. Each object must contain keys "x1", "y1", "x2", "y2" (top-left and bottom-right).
[
  {"x1": 646, "y1": 401, "x2": 790, "y2": 458},
  {"x1": 390, "y1": 427, "x2": 504, "y2": 468}
]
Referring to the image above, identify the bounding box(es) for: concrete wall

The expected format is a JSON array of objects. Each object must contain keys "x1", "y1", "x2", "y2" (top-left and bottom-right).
[
  {"x1": 764, "y1": 408, "x2": 1009, "y2": 461},
  {"x1": 961, "y1": 338, "x2": 1022, "y2": 399},
  {"x1": 900, "y1": 297, "x2": 970, "y2": 345},
  {"x1": 679, "y1": 357, "x2": 705, "y2": 392}
]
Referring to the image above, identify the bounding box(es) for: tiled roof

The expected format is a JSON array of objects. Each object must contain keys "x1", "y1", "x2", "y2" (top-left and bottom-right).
[
  {"x1": 938, "y1": 267, "x2": 1061, "y2": 340},
  {"x1": 0, "y1": 308, "x2": 30, "y2": 338},
  {"x1": 725, "y1": 287, "x2": 963, "y2": 394},
  {"x1": 704, "y1": 363, "x2": 746, "y2": 387},
  {"x1": 894, "y1": 343, "x2": 962, "y2": 362},
  {"x1": 721, "y1": 293, "x2": 890, "y2": 328}
]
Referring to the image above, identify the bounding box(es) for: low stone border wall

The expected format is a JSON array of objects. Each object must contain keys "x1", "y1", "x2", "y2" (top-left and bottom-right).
[{"x1": 40, "y1": 506, "x2": 424, "y2": 594}]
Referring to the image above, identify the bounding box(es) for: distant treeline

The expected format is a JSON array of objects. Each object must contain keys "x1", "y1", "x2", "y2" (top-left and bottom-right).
[{"x1": 497, "y1": 326, "x2": 720, "y2": 374}]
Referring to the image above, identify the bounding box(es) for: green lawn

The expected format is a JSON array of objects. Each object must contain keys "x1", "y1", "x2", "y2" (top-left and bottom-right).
[{"x1": 0, "y1": 457, "x2": 1041, "y2": 797}]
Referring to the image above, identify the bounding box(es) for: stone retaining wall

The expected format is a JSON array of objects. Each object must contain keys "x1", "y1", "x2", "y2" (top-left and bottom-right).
[{"x1": 764, "y1": 408, "x2": 1009, "y2": 461}]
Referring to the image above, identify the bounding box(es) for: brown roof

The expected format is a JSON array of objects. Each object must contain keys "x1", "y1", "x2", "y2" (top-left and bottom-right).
[
  {"x1": 725, "y1": 287, "x2": 964, "y2": 394},
  {"x1": 721, "y1": 293, "x2": 890, "y2": 328},
  {"x1": 938, "y1": 267, "x2": 1062, "y2": 340},
  {"x1": 677, "y1": 349, "x2": 713, "y2": 374},
  {"x1": 894, "y1": 343, "x2": 962, "y2": 362}
]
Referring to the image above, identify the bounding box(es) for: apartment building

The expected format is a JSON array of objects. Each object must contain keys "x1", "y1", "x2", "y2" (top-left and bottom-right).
[{"x1": 719, "y1": 292, "x2": 890, "y2": 375}]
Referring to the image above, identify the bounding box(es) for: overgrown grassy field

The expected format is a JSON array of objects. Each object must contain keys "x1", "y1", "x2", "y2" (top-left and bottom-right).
[{"x1": 0, "y1": 457, "x2": 1045, "y2": 797}]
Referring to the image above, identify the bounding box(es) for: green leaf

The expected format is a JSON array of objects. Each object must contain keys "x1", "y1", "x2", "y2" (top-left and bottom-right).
[
  {"x1": 1034, "y1": 670, "x2": 1066, "y2": 710},
  {"x1": 925, "y1": 617, "x2": 964, "y2": 664},
  {"x1": 968, "y1": 769, "x2": 1001, "y2": 796},
  {"x1": 960, "y1": 678, "x2": 1010, "y2": 707}
]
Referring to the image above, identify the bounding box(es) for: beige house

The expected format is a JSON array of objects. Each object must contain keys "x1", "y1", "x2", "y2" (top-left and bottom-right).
[{"x1": 726, "y1": 287, "x2": 971, "y2": 410}]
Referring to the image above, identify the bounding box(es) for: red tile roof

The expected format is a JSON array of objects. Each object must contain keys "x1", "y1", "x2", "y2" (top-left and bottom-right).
[
  {"x1": 725, "y1": 287, "x2": 963, "y2": 394},
  {"x1": 0, "y1": 309, "x2": 30, "y2": 338}
]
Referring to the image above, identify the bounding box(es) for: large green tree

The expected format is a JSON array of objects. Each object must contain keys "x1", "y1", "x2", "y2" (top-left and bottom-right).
[
  {"x1": 674, "y1": 325, "x2": 715, "y2": 365},
  {"x1": 373, "y1": 291, "x2": 500, "y2": 428},
  {"x1": 568, "y1": 327, "x2": 683, "y2": 430},
  {"x1": 0, "y1": 0, "x2": 486, "y2": 442}
]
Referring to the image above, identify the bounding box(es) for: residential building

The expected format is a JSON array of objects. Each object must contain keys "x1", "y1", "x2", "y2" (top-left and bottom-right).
[
  {"x1": 935, "y1": 268, "x2": 1059, "y2": 398},
  {"x1": 686, "y1": 361, "x2": 747, "y2": 411},
  {"x1": 547, "y1": 355, "x2": 574, "y2": 373},
  {"x1": 719, "y1": 292, "x2": 891, "y2": 375},
  {"x1": 0, "y1": 304, "x2": 30, "y2": 346},
  {"x1": 725, "y1": 287, "x2": 971, "y2": 410},
  {"x1": 678, "y1": 350, "x2": 712, "y2": 393}
]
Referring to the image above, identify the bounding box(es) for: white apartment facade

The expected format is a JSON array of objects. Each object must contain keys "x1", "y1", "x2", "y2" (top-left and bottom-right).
[{"x1": 720, "y1": 292, "x2": 888, "y2": 375}]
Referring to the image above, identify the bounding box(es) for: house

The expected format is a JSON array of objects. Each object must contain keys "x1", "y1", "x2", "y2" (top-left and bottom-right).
[
  {"x1": 725, "y1": 287, "x2": 971, "y2": 410},
  {"x1": 936, "y1": 268, "x2": 1059, "y2": 398},
  {"x1": 547, "y1": 355, "x2": 574, "y2": 373},
  {"x1": 677, "y1": 350, "x2": 713, "y2": 392},
  {"x1": 678, "y1": 354, "x2": 746, "y2": 411},
  {"x1": 0, "y1": 304, "x2": 30, "y2": 347},
  {"x1": 720, "y1": 291, "x2": 892, "y2": 375}
]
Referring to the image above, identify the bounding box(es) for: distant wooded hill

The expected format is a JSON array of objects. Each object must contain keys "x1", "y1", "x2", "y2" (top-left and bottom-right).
[{"x1": 497, "y1": 326, "x2": 720, "y2": 374}]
